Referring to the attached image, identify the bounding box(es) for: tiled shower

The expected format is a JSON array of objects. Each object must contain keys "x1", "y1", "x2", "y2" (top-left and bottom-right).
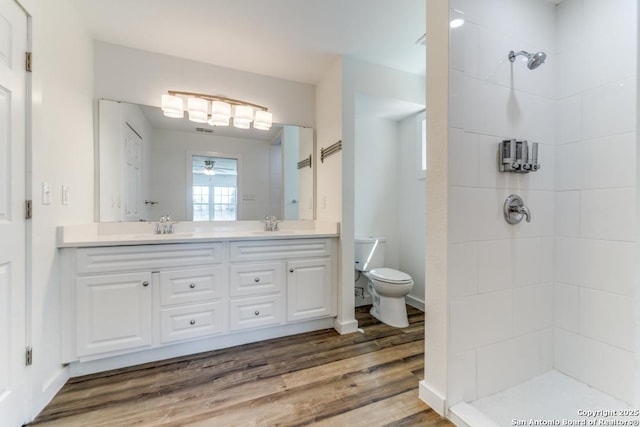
[{"x1": 445, "y1": 0, "x2": 638, "y2": 423}]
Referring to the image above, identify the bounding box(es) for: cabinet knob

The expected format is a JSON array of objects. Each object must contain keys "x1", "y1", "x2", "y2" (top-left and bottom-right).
[
  {"x1": 254, "y1": 310, "x2": 260, "y2": 316},
  {"x1": 189, "y1": 283, "x2": 196, "y2": 289},
  {"x1": 289, "y1": 268, "x2": 294, "y2": 273},
  {"x1": 142, "y1": 281, "x2": 149, "y2": 287},
  {"x1": 189, "y1": 320, "x2": 196, "y2": 325},
  {"x1": 254, "y1": 277, "x2": 260, "y2": 283}
]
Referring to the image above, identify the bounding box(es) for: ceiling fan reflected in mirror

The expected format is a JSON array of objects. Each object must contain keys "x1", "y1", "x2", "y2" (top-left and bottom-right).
[{"x1": 197, "y1": 160, "x2": 236, "y2": 176}]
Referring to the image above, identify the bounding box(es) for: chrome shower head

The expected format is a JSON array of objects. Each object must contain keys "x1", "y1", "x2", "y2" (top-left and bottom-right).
[{"x1": 508, "y1": 50, "x2": 547, "y2": 70}]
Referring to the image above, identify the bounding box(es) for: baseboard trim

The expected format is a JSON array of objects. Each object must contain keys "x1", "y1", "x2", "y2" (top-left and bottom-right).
[
  {"x1": 406, "y1": 294, "x2": 425, "y2": 311},
  {"x1": 333, "y1": 318, "x2": 359, "y2": 335},
  {"x1": 419, "y1": 380, "x2": 446, "y2": 416},
  {"x1": 30, "y1": 367, "x2": 69, "y2": 422}
]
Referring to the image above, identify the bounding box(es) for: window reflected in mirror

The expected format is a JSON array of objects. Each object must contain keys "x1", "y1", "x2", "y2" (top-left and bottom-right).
[{"x1": 192, "y1": 155, "x2": 238, "y2": 221}]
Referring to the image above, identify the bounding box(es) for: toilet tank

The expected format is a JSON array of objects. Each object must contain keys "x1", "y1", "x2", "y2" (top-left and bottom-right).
[{"x1": 354, "y1": 237, "x2": 386, "y2": 271}]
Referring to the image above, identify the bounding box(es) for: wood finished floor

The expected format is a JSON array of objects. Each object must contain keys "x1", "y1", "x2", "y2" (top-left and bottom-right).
[{"x1": 30, "y1": 306, "x2": 452, "y2": 427}]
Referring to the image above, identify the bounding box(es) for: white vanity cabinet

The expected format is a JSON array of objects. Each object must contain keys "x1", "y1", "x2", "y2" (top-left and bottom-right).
[
  {"x1": 61, "y1": 236, "x2": 337, "y2": 369},
  {"x1": 61, "y1": 242, "x2": 225, "y2": 362},
  {"x1": 228, "y1": 238, "x2": 336, "y2": 330}
]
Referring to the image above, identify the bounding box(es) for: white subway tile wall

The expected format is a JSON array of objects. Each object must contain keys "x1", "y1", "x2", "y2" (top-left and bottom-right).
[{"x1": 447, "y1": 0, "x2": 637, "y2": 405}]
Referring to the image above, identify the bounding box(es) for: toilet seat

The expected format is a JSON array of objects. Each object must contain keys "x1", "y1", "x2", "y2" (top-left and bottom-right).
[{"x1": 368, "y1": 268, "x2": 413, "y2": 284}]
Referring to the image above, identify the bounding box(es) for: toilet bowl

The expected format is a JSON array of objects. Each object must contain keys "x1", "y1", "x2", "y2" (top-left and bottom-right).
[
  {"x1": 365, "y1": 268, "x2": 414, "y2": 328},
  {"x1": 354, "y1": 237, "x2": 415, "y2": 328}
]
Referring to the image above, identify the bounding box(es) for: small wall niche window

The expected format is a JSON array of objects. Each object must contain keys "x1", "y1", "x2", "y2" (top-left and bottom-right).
[
  {"x1": 418, "y1": 111, "x2": 427, "y2": 179},
  {"x1": 190, "y1": 155, "x2": 238, "y2": 221}
]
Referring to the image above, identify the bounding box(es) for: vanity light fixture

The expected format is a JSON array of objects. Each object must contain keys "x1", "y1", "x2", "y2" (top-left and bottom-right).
[{"x1": 161, "y1": 90, "x2": 273, "y2": 130}]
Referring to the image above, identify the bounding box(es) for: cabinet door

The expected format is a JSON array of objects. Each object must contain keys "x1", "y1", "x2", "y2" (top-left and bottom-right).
[
  {"x1": 76, "y1": 272, "x2": 152, "y2": 357},
  {"x1": 286, "y1": 258, "x2": 332, "y2": 321}
]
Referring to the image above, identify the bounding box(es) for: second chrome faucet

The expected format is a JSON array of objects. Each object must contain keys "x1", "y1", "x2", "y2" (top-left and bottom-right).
[{"x1": 261, "y1": 215, "x2": 282, "y2": 231}]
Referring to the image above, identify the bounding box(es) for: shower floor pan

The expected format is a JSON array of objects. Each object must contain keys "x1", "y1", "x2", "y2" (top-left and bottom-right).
[{"x1": 450, "y1": 370, "x2": 633, "y2": 427}]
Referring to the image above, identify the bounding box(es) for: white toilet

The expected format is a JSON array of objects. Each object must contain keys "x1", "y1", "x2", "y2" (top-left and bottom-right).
[{"x1": 354, "y1": 237, "x2": 414, "y2": 328}]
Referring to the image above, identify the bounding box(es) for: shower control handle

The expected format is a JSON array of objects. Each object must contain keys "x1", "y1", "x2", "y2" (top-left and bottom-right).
[{"x1": 504, "y1": 194, "x2": 531, "y2": 224}]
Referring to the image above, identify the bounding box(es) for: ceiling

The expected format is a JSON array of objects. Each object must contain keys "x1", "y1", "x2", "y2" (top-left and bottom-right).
[{"x1": 73, "y1": 0, "x2": 426, "y2": 85}]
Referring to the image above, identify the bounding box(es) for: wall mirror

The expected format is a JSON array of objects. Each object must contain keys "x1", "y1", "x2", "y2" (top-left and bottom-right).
[{"x1": 96, "y1": 99, "x2": 314, "y2": 222}]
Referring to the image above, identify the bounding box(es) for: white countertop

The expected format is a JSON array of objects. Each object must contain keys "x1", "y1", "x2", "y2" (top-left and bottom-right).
[{"x1": 57, "y1": 220, "x2": 340, "y2": 248}]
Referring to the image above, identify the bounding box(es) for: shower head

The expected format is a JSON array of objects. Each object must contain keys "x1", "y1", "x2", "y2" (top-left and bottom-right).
[{"x1": 508, "y1": 50, "x2": 547, "y2": 70}]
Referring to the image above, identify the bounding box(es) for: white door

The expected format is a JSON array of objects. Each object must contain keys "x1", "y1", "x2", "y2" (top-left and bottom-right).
[{"x1": 0, "y1": 0, "x2": 27, "y2": 425}]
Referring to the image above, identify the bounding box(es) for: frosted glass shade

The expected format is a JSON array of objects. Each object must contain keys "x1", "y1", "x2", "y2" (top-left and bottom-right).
[
  {"x1": 253, "y1": 110, "x2": 273, "y2": 130},
  {"x1": 187, "y1": 98, "x2": 209, "y2": 123},
  {"x1": 234, "y1": 105, "x2": 253, "y2": 121},
  {"x1": 161, "y1": 94, "x2": 184, "y2": 118},
  {"x1": 233, "y1": 118, "x2": 251, "y2": 129},
  {"x1": 208, "y1": 101, "x2": 231, "y2": 126}
]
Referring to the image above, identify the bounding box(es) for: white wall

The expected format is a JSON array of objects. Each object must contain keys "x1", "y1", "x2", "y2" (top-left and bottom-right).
[
  {"x1": 94, "y1": 42, "x2": 316, "y2": 128},
  {"x1": 354, "y1": 111, "x2": 399, "y2": 260},
  {"x1": 297, "y1": 128, "x2": 314, "y2": 220},
  {"x1": 315, "y1": 58, "x2": 352, "y2": 332},
  {"x1": 554, "y1": 0, "x2": 637, "y2": 404},
  {"x1": 446, "y1": 0, "x2": 557, "y2": 404},
  {"x1": 29, "y1": 0, "x2": 94, "y2": 418},
  {"x1": 399, "y1": 112, "x2": 426, "y2": 307},
  {"x1": 149, "y1": 130, "x2": 271, "y2": 221}
]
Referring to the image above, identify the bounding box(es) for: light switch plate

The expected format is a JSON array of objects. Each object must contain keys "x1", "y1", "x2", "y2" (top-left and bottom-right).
[
  {"x1": 62, "y1": 185, "x2": 69, "y2": 205},
  {"x1": 42, "y1": 182, "x2": 51, "y2": 205}
]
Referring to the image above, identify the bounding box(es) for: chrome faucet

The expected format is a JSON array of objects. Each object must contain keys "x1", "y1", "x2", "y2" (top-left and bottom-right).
[
  {"x1": 261, "y1": 215, "x2": 282, "y2": 231},
  {"x1": 503, "y1": 195, "x2": 531, "y2": 224},
  {"x1": 155, "y1": 214, "x2": 178, "y2": 234}
]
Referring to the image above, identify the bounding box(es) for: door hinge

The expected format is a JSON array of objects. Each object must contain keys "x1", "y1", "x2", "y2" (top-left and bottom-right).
[
  {"x1": 25, "y1": 346, "x2": 32, "y2": 366},
  {"x1": 25, "y1": 200, "x2": 32, "y2": 219},
  {"x1": 25, "y1": 51, "x2": 32, "y2": 72}
]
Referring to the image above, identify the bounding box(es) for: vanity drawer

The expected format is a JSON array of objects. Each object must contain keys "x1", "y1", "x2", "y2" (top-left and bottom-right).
[
  {"x1": 230, "y1": 239, "x2": 331, "y2": 262},
  {"x1": 75, "y1": 243, "x2": 225, "y2": 275},
  {"x1": 229, "y1": 294, "x2": 283, "y2": 331},
  {"x1": 160, "y1": 266, "x2": 226, "y2": 306},
  {"x1": 160, "y1": 301, "x2": 227, "y2": 343},
  {"x1": 229, "y1": 261, "x2": 283, "y2": 297}
]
